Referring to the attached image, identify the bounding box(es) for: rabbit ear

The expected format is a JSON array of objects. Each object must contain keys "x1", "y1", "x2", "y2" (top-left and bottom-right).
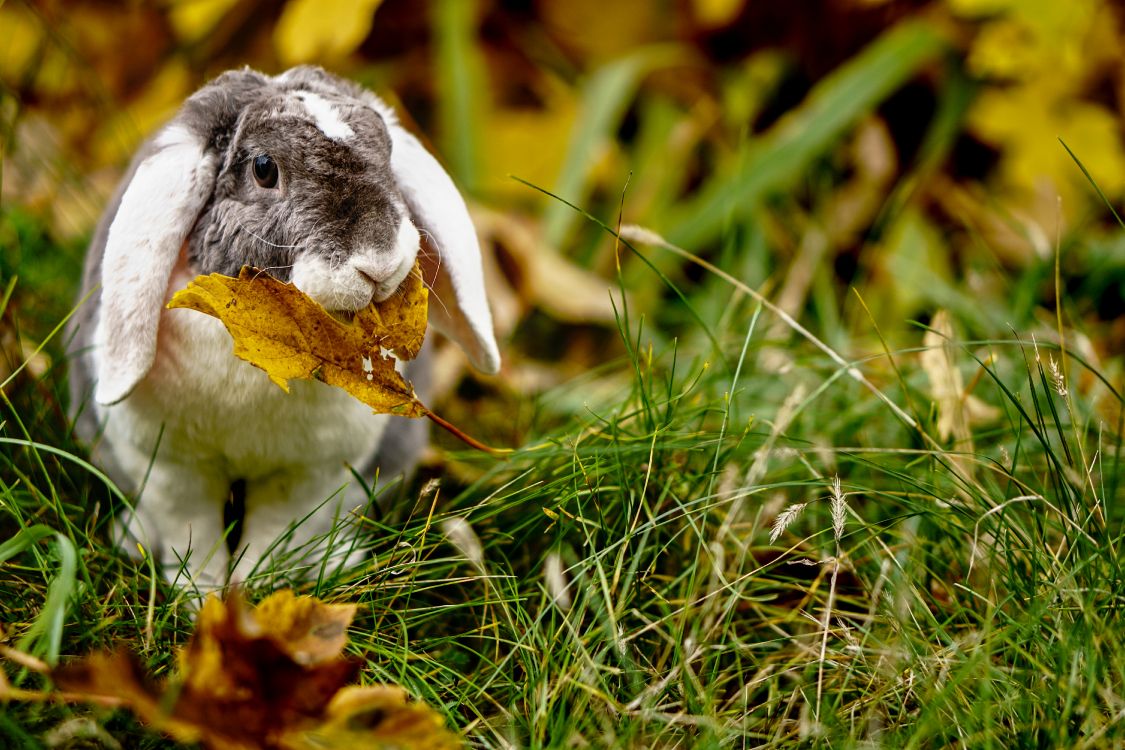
[
  {"x1": 93, "y1": 68, "x2": 269, "y2": 405},
  {"x1": 94, "y1": 125, "x2": 219, "y2": 405},
  {"x1": 386, "y1": 126, "x2": 501, "y2": 374}
]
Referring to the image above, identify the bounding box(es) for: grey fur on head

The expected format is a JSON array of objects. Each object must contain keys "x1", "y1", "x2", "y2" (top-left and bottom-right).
[
  {"x1": 188, "y1": 68, "x2": 402, "y2": 281},
  {"x1": 66, "y1": 65, "x2": 499, "y2": 589}
]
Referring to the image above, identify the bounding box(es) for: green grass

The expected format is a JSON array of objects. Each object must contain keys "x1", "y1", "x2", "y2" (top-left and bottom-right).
[
  {"x1": 3, "y1": 13, "x2": 1125, "y2": 750},
  {"x1": 1, "y1": 198, "x2": 1122, "y2": 746}
]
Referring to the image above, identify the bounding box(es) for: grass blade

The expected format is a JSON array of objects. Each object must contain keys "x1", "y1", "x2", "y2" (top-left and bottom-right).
[
  {"x1": 433, "y1": 0, "x2": 485, "y2": 190},
  {"x1": 666, "y1": 21, "x2": 946, "y2": 249},
  {"x1": 543, "y1": 47, "x2": 684, "y2": 248},
  {"x1": 1, "y1": 525, "x2": 78, "y2": 666}
]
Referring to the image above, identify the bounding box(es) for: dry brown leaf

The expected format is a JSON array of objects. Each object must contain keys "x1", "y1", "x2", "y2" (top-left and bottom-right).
[
  {"x1": 168, "y1": 265, "x2": 428, "y2": 419},
  {"x1": 473, "y1": 207, "x2": 626, "y2": 326},
  {"x1": 920, "y1": 310, "x2": 1000, "y2": 487},
  {"x1": 53, "y1": 650, "x2": 212, "y2": 745},
  {"x1": 49, "y1": 590, "x2": 461, "y2": 750},
  {"x1": 279, "y1": 685, "x2": 462, "y2": 750},
  {"x1": 921, "y1": 310, "x2": 969, "y2": 446},
  {"x1": 920, "y1": 310, "x2": 1003, "y2": 448},
  {"x1": 249, "y1": 589, "x2": 355, "y2": 666}
]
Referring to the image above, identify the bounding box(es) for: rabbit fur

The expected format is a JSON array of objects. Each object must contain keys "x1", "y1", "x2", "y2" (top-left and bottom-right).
[{"x1": 67, "y1": 66, "x2": 499, "y2": 590}]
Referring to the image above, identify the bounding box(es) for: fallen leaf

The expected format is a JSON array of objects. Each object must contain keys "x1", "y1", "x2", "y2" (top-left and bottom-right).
[
  {"x1": 168, "y1": 265, "x2": 506, "y2": 454},
  {"x1": 920, "y1": 310, "x2": 1000, "y2": 487},
  {"x1": 921, "y1": 310, "x2": 972, "y2": 447},
  {"x1": 49, "y1": 590, "x2": 462, "y2": 750},
  {"x1": 473, "y1": 207, "x2": 626, "y2": 326},
  {"x1": 279, "y1": 685, "x2": 462, "y2": 750},
  {"x1": 249, "y1": 589, "x2": 356, "y2": 666},
  {"x1": 167, "y1": 265, "x2": 428, "y2": 419},
  {"x1": 53, "y1": 650, "x2": 210, "y2": 746}
]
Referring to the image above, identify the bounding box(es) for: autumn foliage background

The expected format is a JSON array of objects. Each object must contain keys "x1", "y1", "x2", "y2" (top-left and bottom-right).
[{"x1": 2, "y1": 0, "x2": 1125, "y2": 747}]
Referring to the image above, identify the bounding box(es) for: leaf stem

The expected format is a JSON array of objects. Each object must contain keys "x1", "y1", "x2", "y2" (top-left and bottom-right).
[{"x1": 423, "y1": 408, "x2": 511, "y2": 456}]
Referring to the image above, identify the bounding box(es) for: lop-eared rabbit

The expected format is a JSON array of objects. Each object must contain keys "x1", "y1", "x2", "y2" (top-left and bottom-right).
[{"x1": 68, "y1": 66, "x2": 499, "y2": 589}]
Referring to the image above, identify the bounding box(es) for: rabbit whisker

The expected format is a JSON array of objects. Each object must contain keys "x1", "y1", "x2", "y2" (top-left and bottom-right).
[
  {"x1": 410, "y1": 234, "x2": 450, "y2": 317},
  {"x1": 415, "y1": 228, "x2": 442, "y2": 261},
  {"x1": 406, "y1": 268, "x2": 452, "y2": 321},
  {"x1": 248, "y1": 265, "x2": 295, "y2": 283},
  {"x1": 236, "y1": 220, "x2": 303, "y2": 249}
]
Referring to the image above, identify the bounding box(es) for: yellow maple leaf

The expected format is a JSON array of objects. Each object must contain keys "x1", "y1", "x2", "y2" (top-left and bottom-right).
[{"x1": 167, "y1": 265, "x2": 428, "y2": 419}]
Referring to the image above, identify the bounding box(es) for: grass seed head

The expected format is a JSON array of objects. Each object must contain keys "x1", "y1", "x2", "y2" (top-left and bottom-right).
[
  {"x1": 543, "y1": 552, "x2": 571, "y2": 611},
  {"x1": 769, "y1": 502, "x2": 807, "y2": 544},
  {"x1": 830, "y1": 476, "x2": 847, "y2": 542},
  {"x1": 442, "y1": 517, "x2": 484, "y2": 570},
  {"x1": 1048, "y1": 355, "x2": 1068, "y2": 397}
]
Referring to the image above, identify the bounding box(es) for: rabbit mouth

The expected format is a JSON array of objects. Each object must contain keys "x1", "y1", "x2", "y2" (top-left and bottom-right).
[
  {"x1": 367, "y1": 253, "x2": 417, "y2": 303},
  {"x1": 290, "y1": 219, "x2": 420, "y2": 312},
  {"x1": 357, "y1": 218, "x2": 421, "y2": 303},
  {"x1": 290, "y1": 255, "x2": 371, "y2": 312},
  {"x1": 292, "y1": 261, "x2": 408, "y2": 313},
  {"x1": 291, "y1": 257, "x2": 418, "y2": 313}
]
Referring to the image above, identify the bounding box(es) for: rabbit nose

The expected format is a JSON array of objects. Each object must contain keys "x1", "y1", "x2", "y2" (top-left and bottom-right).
[
  {"x1": 354, "y1": 267, "x2": 380, "y2": 287},
  {"x1": 350, "y1": 256, "x2": 396, "y2": 287},
  {"x1": 356, "y1": 256, "x2": 416, "y2": 303},
  {"x1": 356, "y1": 220, "x2": 420, "y2": 301},
  {"x1": 347, "y1": 257, "x2": 397, "y2": 302}
]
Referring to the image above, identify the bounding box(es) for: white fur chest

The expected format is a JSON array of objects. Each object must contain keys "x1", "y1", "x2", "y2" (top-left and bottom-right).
[{"x1": 97, "y1": 302, "x2": 388, "y2": 481}]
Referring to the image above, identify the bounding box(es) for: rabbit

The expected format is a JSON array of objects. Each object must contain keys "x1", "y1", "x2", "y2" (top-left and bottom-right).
[{"x1": 66, "y1": 65, "x2": 500, "y2": 591}]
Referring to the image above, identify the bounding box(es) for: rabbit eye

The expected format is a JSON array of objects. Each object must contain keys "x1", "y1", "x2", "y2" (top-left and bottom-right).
[{"x1": 252, "y1": 155, "x2": 279, "y2": 189}]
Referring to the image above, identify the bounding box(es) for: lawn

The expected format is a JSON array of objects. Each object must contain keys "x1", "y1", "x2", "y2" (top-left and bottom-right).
[{"x1": 2, "y1": 1, "x2": 1124, "y2": 748}]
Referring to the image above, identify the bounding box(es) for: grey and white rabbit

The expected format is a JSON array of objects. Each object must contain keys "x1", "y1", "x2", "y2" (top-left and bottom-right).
[{"x1": 67, "y1": 66, "x2": 500, "y2": 589}]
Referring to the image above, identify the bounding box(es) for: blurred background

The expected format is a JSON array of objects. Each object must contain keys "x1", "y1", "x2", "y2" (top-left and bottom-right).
[{"x1": 1, "y1": 0, "x2": 1123, "y2": 441}]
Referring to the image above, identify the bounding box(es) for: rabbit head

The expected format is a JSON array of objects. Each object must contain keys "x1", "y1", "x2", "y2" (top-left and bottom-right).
[{"x1": 93, "y1": 65, "x2": 500, "y2": 406}]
